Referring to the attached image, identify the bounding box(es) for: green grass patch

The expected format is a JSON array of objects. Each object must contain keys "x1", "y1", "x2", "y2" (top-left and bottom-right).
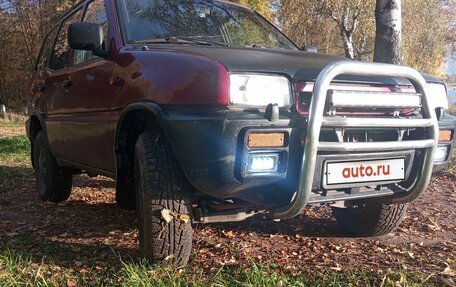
[
  {"x1": 0, "y1": 135, "x2": 32, "y2": 192},
  {"x1": 0, "y1": 247, "x2": 441, "y2": 287},
  {"x1": 0, "y1": 135, "x2": 30, "y2": 163}
]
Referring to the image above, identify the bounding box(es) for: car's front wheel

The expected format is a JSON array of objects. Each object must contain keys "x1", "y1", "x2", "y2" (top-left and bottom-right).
[
  {"x1": 135, "y1": 132, "x2": 193, "y2": 267},
  {"x1": 33, "y1": 131, "x2": 73, "y2": 202},
  {"x1": 332, "y1": 199, "x2": 407, "y2": 236}
]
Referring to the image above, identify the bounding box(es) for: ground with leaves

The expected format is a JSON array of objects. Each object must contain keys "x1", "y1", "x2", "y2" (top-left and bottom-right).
[{"x1": 0, "y1": 122, "x2": 455, "y2": 286}]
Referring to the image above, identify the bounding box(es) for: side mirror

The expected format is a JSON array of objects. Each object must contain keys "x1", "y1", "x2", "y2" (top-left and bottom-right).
[
  {"x1": 68, "y1": 22, "x2": 104, "y2": 52},
  {"x1": 301, "y1": 46, "x2": 318, "y2": 53}
]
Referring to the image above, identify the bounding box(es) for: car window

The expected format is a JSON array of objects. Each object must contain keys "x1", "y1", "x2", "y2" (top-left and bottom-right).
[
  {"x1": 72, "y1": 0, "x2": 109, "y2": 66},
  {"x1": 116, "y1": 0, "x2": 298, "y2": 50},
  {"x1": 49, "y1": 9, "x2": 83, "y2": 70},
  {"x1": 35, "y1": 28, "x2": 59, "y2": 71}
]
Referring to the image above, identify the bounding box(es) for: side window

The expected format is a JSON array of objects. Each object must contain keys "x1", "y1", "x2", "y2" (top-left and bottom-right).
[
  {"x1": 49, "y1": 9, "x2": 83, "y2": 70},
  {"x1": 73, "y1": 0, "x2": 109, "y2": 66},
  {"x1": 35, "y1": 28, "x2": 59, "y2": 71}
]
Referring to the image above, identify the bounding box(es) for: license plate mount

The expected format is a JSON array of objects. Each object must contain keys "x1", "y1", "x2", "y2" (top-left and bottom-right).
[{"x1": 324, "y1": 157, "x2": 406, "y2": 188}]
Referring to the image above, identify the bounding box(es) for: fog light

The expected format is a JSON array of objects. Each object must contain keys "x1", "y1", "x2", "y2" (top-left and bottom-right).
[
  {"x1": 434, "y1": 146, "x2": 448, "y2": 162},
  {"x1": 248, "y1": 154, "x2": 279, "y2": 172}
]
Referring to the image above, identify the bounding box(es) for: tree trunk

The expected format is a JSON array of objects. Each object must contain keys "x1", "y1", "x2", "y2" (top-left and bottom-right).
[
  {"x1": 341, "y1": 31, "x2": 355, "y2": 59},
  {"x1": 373, "y1": 0, "x2": 403, "y2": 64}
]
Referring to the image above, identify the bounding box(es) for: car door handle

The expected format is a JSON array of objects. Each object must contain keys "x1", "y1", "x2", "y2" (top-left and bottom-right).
[{"x1": 62, "y1": 79, "x2": 73, "y2": 89}]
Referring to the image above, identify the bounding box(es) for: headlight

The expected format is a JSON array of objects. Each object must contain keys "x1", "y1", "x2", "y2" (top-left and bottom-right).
[
  {"x1": 426, "y1": 83, "x2": 448, "y2": 110},
  {"x1": 229, "y1": 74, "x2": 292, "y2": 107}
]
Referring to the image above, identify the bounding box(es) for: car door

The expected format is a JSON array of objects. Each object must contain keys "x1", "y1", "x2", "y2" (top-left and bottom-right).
[
  {"x1": 62, "y1": 0, "x2": 119, "y2": 173},
  {"x1": 38, "y1": 9, "x2": 84, "y2": 158}
]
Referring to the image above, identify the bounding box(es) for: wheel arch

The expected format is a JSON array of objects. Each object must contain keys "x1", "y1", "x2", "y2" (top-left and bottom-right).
[
  {"x1": 28, "y1": 113, "x2": 48, "y2": 168},
  {"x1": 114, "y1": 101, "x2": 181, "y2": 197}
]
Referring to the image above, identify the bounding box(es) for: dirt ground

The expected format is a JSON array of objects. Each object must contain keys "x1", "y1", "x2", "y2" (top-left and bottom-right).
[
  {"x1": 0, "y1": 166, "x2": 455, "y2": 279},
  {"x1": 0, "y1": 122, "x2": 455, "y2": 283}
]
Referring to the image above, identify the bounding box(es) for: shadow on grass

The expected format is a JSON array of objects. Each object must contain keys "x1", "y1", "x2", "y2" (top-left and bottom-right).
[{"x1": 0, "y1": 165, "x2": 34, "y2": 193}]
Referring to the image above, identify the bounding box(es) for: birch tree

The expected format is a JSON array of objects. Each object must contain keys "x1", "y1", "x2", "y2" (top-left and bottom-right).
[{"x1": 373, "y1": 0, "x2": 403, "y2": 64}]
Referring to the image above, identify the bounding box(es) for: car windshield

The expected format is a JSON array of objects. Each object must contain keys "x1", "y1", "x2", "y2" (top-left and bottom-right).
[{"x1": 116, "y1": 0, "x2": 298, "y2": 50}]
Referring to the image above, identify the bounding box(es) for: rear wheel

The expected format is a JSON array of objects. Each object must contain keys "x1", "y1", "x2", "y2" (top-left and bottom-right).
[
  {"x1": 33, "y1": 132, "x2": 73, "y2": 202},
  {"x1": 135, "y1": 132, "x2": 193, "y2": 267},
  {"x1": 332, "y1": 199, "x2": 407, "y2": 236}
]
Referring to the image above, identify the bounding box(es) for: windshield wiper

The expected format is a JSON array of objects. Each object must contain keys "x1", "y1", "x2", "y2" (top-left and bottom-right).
[
  {"x1": 181, "y1": 37, "x2": 231, "y2": 47},
  {"x1": 128, "y1": 36, "x2": 229, "y2": 47},
  {"x1": 128, "y1": 37, "x2": 200, "y2": 45}
]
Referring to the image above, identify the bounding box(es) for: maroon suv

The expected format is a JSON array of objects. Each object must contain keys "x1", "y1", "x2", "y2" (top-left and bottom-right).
[{"x1": 27, "y1": 0, "x2": 455, "y2": 266}]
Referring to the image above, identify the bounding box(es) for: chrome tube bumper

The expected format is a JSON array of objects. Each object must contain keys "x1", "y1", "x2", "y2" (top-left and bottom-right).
[{"x1": 271, "y1": 60, "x2": 439, "y2": 220}]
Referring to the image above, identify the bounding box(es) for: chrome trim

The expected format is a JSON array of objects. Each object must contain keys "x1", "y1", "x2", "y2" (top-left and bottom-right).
[
  {"x1": 271, "y1": 60, "x2": 438, "y2": 219},
  {"x1": 318, "y1": 140, "x2": 435, "y2": 152},
  {"x1": 322, "y1": 117, "x2": 434, "y2": 128},
  {"x1": 308, "y1": 188, "x2": 395, "y2": 204},
  {"x1": 328, "y1": 90, "x2": 422, "y2": 109}
]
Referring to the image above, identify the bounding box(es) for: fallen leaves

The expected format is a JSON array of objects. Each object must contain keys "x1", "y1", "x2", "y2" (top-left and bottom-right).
[
  {"x1": 441, "y1": 277, "x2": 456, "y2": 287},
  {"x1": 160, "y1": 209, "x2": 191, "y2": 224},
  {"x1": 426, "y1": 216, "x2": 442, "y2": 232},
  {"x1": 442, "y1": 264, "x2": 456, "y2": 277}
]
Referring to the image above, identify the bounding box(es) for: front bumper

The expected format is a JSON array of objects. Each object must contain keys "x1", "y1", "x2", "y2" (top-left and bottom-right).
[
  {"x1": 164, "y1": 107, "x2": 453, "y2": 207},
  {"x1": 163, "y1": 108, "x2": 299, "y2": 200},
  {"x1": 163, "y1": 61, "x2": 450, "y2": 220}
]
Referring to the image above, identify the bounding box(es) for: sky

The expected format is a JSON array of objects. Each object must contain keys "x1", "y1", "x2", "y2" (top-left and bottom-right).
[{"x1": 448, "y1": 56, "x2": 456, "y2": 74}]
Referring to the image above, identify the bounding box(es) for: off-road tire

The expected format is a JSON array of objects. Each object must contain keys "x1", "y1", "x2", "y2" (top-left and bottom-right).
[
  {"x1": 33, "y1": 131, "x2": 73, "y2": 202},
  {"x1": 135, "y1": 132, "x2": 193, "y2": 267},
  {"x1": 116, "y1": 188, "x2": 136, "y2": 210},
  {"x1": 332, "y1": 199, "x2": 408, "y2": 236}
]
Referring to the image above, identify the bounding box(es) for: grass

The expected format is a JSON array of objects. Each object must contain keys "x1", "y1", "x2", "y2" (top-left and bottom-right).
[
  {"x1": 0, "y1": 247, "x2": 440, "y2": 287},
  {"x1": 0, "y1": 135, "x2": 32, "y2": 193},
  {"x1": 0, "y1": 135, "x2": 30, "y2": 163}
]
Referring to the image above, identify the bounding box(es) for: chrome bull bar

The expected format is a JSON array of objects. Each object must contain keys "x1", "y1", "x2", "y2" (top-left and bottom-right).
[{"x1": 271, "y1": 60, "x2": 439, "y2": 220}]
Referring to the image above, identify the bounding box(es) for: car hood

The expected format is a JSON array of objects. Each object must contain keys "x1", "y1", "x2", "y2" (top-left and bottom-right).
[{"x1": 134, "y1": 45, "x2": 442, "y2": 86}]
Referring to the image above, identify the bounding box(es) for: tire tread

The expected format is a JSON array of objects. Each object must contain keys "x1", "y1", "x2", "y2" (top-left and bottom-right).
[{"x1": 135, "y1": 132, "x2": 192, "y2": 267}]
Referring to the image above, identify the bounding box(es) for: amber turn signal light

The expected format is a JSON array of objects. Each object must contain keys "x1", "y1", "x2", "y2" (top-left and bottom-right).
[
  {"x1": 439, "y1": 130, "x2": 453, "y2": 142},
  {"x1": 248, "y1": 133, "x2": 285, "y2": 148}
]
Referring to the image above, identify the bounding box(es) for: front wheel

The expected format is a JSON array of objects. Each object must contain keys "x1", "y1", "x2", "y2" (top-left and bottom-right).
[
  {"x1": 33, "y1": 131, "x2": 73, "y2": 202},
  {"x1": 332, "y1": 199, "x2": 407, "y2": 236},
  {"x1": 135, "y1": 132, "x2": 193, "y2": 267}
]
